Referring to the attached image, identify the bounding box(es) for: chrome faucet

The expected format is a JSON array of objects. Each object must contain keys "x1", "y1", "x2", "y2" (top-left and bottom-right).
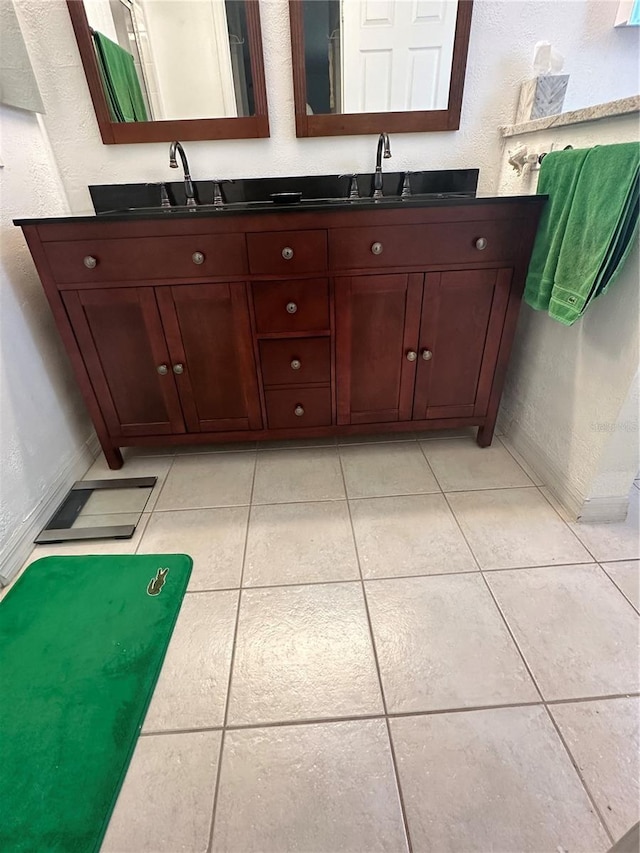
[
  {"x1": 169, "y1": 141, "x2": 197, "y2": 207},
  {"x1": 373, "y1": 133, "x2": 391, "y2": 198}
]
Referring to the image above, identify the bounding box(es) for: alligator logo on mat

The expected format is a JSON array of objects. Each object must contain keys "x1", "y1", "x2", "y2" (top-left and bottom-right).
[{"x1": 147, "y1": 568, "x2": 169, "y2": 596}]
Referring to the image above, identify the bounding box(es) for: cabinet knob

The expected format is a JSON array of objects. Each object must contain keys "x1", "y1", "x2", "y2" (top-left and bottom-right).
[
  {"x1": 291, "y1": 359, "x2": 301, "y2": 370},
  {"x1": 474, "y1": 237, "x2": 488, "y2": 251},
  {"x1": 294, "y1": 404, "x2": 304, "y2": 416},
  {"x1": 157, "y1": 364, "x2": 168, "y2": 375},
  {"x1": 282, "y1": 246, "x2": 294, "y2": 260},
  {"x1": 192, "y1": 251, "x2": 205, "y2": 264},
  {"x1": 406, "y1": 350, "x2": 417, "y2": 362},
  {"x1": 83, "y1": 255, "x2": 97, "y2": 269},
  {"x1": 286, "y1": 301, "x2": 298, "y2": 314},
  {"x1": 172, "y1": 363, "x2": 184, "y2": 375},
  {"x1": 421, "y1": 349, "x2": 433, "y2": 361},
  {"x1": 371, "y1": 242, "x2": 383, "y2": 255}
]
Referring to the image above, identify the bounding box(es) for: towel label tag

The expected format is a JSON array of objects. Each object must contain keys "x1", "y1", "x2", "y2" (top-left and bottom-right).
[{"x1": 147, "y1": 568, "x2": 169, "y2": 596}]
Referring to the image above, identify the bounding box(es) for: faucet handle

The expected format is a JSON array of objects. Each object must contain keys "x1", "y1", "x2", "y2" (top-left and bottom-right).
[
  {"x1": 339, "y1": 174, "x2": 360, "y2": 199},
  {"x1": 212, "y1": 179, "x2": 234, "y2": 207}
]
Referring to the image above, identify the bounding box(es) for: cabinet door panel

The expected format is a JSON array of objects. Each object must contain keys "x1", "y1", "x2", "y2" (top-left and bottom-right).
[
  {"x1": 157, "y1": 283, "x2": 262, "y2": 433},
  {"x1": 414, "y1": 268, "x2": 511, "y2": 420},
  {"x1": 63, "y1": 288, "x2": 185, "y2": 436},
  {"x1": 336, "y1": 274, "x2": 422, "y2": 424}
]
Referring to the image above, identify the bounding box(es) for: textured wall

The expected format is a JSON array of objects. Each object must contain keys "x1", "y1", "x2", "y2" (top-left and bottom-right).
[
  {"x1": 496, "y1": 113, "x2": 640, "y2": 520},
  {"x1": 0, "y1": 105, "x2": 94, "y2": 571},
  {"x1": 13, "y1": 0, "x2": 640, "y2": 214}
]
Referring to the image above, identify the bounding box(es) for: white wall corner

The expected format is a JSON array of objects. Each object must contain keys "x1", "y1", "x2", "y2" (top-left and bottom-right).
[{"x1": 0, "y1": 431, "x2": 100, "y2": 587}]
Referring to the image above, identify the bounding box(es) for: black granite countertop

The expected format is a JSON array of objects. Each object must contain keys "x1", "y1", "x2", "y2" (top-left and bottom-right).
[{"x1": 13, "y1": 170, "x2": 546, "y2": 226}]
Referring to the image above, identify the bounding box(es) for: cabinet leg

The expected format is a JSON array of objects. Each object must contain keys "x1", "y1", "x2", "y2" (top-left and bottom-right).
[
  {"x1": 102, "y1": 443, "x2": 124, "y2": 470},
  {"x1": 476, "y1": 422, "x2": 496, "y2": 448}
]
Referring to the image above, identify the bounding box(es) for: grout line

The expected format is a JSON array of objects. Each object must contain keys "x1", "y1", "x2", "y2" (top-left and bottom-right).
[
  {"x1": 597, "y1": 563, "x2": 640, "y2": 616},
  {"x1": 437, "y1": 484, "x2": 616, "y2": 843},
  {"x1": 138, "y1": 692, "x2": 640, "y2": 738},
  {"x1": 337, "y1": 452, "x2": 414, "y2": 853},
  {"x1": 206, "y1": 451, "x2": 257, "y2": 853}
]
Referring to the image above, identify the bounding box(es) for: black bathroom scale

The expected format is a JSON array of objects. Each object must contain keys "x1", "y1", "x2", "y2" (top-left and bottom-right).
[{"x1": 34, "y1": 477, "x2": 156, "y2": 544}]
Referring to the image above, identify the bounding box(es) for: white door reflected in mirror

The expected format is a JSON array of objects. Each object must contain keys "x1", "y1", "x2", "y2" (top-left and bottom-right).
[
  {"x1": 83, "y1": 0, "x2": 255, "y2": 122},
  {"x1": 304, "y1": 0, "x2": 459, "y2": 116}
]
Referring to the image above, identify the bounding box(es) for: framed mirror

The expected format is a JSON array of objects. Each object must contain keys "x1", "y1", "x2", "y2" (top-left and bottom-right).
[
  {"x1": 67, "y1": 0, "x2": 269, "y2": 143},
  {"x1": 289, "y1": 0, "x2": 473, "y2": 137}
]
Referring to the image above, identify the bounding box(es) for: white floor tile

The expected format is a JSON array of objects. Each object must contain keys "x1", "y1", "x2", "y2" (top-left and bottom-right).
[
  {"x1": 391, "y1": 706, "x2": 608, "y2": 853},
  {"x1": 155, "y1": 453, "x2": 255, "y2": 510},
  {"x1": 365, "y1": 574, "x2": 538, "y2": 713},
  {"x1": 252, "y1": 448, "x2": 345, "y2": 504},
  {"x1": 487, "y1": 564, "x2": 640, "y2": 700},
  {"x1": 212, "y1": 720, "x2": 408, "y2": 853},
  {"x1": 601, "y1": 560, "x2": 640, "y2": 611},
  {"x1": 420, "y1": 437, "x2": 533, "y2": 491},
  {"x1": 83, "y1": 456, "x2": 173, "y2": 511},
  {"x1": 447, "y1": 487, "x2": 592, "y2": 569},
  {"x1": 142, "y1": 591, "x2": 238, "y2": 732},
  {"x1": 139, "y1": 507, "x2": 248, "y2": 591},
  {"x1": 551, "y1": 697, "x2": 640, "y2": 841},
  {"x1": 101, "y1": 731, "x2": 221, "y2": 853},
  {"x1": 244, "y1": 501, "x2": 359, "y2": 587},
  {"x1": 340, "y1": 442, "x2": 439, "y2": 498},
  {"x1": 227, "y1": 583, "x2": 383, "y2": 725},
  {"x1": 350, "y1": 494, "x2": 477, "y2": 578}
]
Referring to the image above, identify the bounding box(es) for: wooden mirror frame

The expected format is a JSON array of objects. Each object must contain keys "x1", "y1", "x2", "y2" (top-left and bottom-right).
[
  {"x1": 289, "y1": 0, "x2": 473, "y2": 137},
  {"x1": 67, "y1": 0, "x2": 270, "y2": 144}
]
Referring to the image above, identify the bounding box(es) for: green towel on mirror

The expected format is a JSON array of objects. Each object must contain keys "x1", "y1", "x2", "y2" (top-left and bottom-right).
[
  {"x1": 525, "y1": 142, "x2": 640, "y2": 325},
  {"x1": 523, "y1": 147, "x2": 590, "y2": 311},
  {"x1": 92, "y1": 31, "x2": 148, "y2": 123}
]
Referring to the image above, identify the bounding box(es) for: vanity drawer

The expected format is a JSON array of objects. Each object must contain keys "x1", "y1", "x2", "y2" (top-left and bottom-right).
[
  {"x1": 329, "y1": 220, "x2": 519, "y2": 270},
  {"x1": 260, "y1": 337, "x2": 331, "y2": 387},
  {"x1": 43, "y1": 234, "x2": 247, "y2": 284},
  {"x1": 265, "y1": 387, "x2": 332, "y2": 429},
  {"x1": 247, "y1": 230, "x2": 327, "y2": 275},
  {"x1": 252, "y1": 278, "x2": 330, "y2": 334}
]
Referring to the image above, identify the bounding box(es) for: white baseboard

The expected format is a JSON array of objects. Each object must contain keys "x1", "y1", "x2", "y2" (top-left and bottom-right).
[
  {"x1": 500, "y1": 423, "x2": 630, "y2": 523},
  {"x1": 0, "y1": 432, "x2": 101, "y2": 586}
]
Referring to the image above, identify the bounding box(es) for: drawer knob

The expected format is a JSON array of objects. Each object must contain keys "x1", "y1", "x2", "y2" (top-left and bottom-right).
[
  {"x1": 282, "y1": 247, "x2": 294, "y2": 260},
  {"x1": 294, "y1": 404, "x2": 305, "y2": 416},
  {"x1": 475, "y1": 237, "x2": 488, "y2": 251},
  {"x1": 192, "y1": 251, "x2": 205, "y2": 264},
  {"x1": 291, "y1": 359, "x2": 302, "y2": 370},
  {"x1": 157, "y1": 364, "x2": 168, "y2": 375},
  {"x1": 286, "y1": 301, "x2": 298, "y2": 314},
  {"x1": 406, "y1": 350, "x2": 417, "y2": 362},
  {"x1": 83, "y1": 255, "x2": 97, "y2": 269},
  {"x1": 421, "y1": 349, "x2": 433, "y2": 361},
  {"x1": 371, "y1": 242, "x2": 383, "y2": 255},
  {"x1": 172, "y1": 363, "x2": 184, "y2": 375}
]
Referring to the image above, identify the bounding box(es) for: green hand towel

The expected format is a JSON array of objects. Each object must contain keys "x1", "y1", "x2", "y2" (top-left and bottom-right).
[
  {"x1": 92, "y1": 31, "x2": 148, "y2": 123},
  {"x1": 523, "y1": 147, "x2": 590, "y2": 311},
  {"x1": 549, "y1": 142, "x2": 639, "y2": 324}
]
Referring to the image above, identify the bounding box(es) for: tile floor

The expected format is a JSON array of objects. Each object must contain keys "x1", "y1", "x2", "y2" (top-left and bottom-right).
[{"x1": 14, "y1": 432, "x2": 640, "y2": 852}]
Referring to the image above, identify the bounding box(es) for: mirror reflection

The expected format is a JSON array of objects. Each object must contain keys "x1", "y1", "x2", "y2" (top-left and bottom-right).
[
  {"x1": 83, "y1": 0, "x2": 256, "y2": 122},
  {"x1": 302, "y1": 0, "x2": 459, "y2": 115}
]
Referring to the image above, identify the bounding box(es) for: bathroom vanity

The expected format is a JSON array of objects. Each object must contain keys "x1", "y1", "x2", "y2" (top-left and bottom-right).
[{"x1": 16, "y1": 181, "x2": 545, "y2": 469}]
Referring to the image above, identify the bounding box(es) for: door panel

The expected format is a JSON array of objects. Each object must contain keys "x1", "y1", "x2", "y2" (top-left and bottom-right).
[
  {"x1": 157, "y1": 283, "x2": 262, "y2": 432},
  {"x1": 413, "y1": 268, "x2": 512, "y2": 420},
  {"x1": 63, "y1": 288, "x2": 185, "y2": 436},
  {"x1": 336, "y1": 273, "x2": 422, "y2": 424}
]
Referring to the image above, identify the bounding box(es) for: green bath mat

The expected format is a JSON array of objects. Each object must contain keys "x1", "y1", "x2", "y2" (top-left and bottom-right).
[{"x1": 0, "y1": 553, "x2": 192, "y2": 853}]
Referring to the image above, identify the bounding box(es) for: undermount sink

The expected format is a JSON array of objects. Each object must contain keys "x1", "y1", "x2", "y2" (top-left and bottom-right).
[{"x1": 91, "y1": 170, "x2": 479, "y2": 217}]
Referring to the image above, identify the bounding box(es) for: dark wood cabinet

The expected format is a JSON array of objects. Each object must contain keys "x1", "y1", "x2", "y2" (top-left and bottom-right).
[
  {"x1": 62, "y1": 287, "x2": 185, "y2": 437},
  {"x1": 20, "y1": 198, "x2": 544, "y2": 467}
]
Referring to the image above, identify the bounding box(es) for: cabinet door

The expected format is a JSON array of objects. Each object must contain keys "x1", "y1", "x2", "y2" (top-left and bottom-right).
[
  {"x1": 335, "y1": 274, "x2": 423, "y2": 424},
  {"x1": 63, "y1": 288, "x2": 185, "y2": 436},
  {"x1": 157, "y1": 283, "x2": 262, "y2": 432},
  {"x1": 413, "y1": 269, "x2": 512, "y2": 420}
]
